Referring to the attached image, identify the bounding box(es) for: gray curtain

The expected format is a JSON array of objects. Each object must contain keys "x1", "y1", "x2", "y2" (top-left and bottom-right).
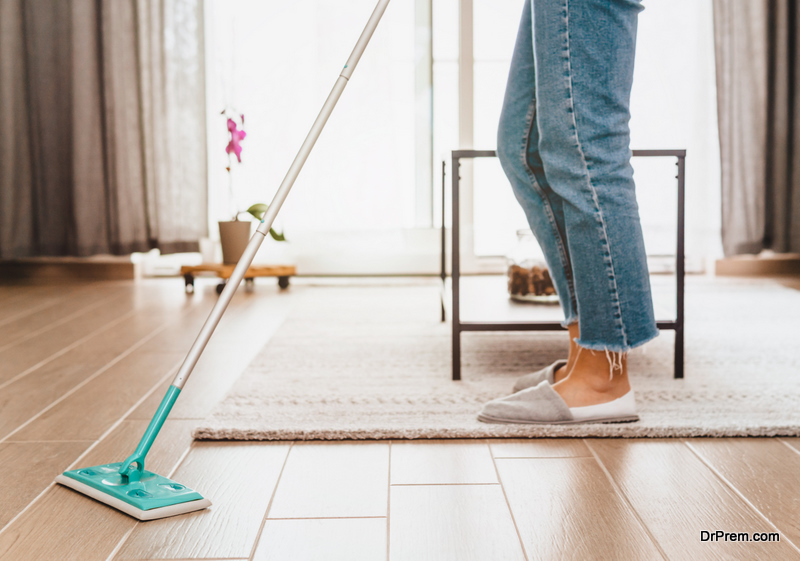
[
  {"x1": 0, "y1": 0, "x2": 207, "y2": 258},
  {"x1": 713, "y1": 0, "x2": 800, "y2": 256}
]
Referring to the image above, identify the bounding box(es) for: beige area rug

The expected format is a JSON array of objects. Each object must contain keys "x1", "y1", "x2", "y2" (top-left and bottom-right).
[{"x1": 193, "y1": 278, "x2": 800, "y2": 440}]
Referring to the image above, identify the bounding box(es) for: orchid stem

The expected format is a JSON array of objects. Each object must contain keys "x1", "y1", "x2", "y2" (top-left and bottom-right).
[{"x1": 227, "y1": 152, "x2": 236, "y2": 221}]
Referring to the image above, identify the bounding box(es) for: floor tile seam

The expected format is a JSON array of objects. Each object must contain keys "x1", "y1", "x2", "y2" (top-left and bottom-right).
[
  {"x1": 683, "y1": 440, "x2": 800, "y2": 554},
  {"x1": 0, "y1": 284, "x2": 85, "y2": 325},
  {"x1": 0, "y1": 289, "x2": 127, "y2": 353},
  {"x1": 0, "y1": 317, "x2": 183, "y2": 445},
  {"x1": 778, "y1": 438, "x2": 800, "y2": 456},
  {"x1": 0, "y1": 291, "x2": 28, "y2": 308},
  {"x1": 0, "y1": 440, "x2": 95, "y2": 445},
  {"x1": 582, "y1": 439, "x2": 670, "y2": 561},
  {"x1": 135, "y1": 416, "x2": 205, "y2": 422},
  {"x1": 0, "y1": 299, "x2": 58, "y2": 328},
  {"x1": 112, "y1": 557, "x2": 248, "y2": 561},
  {"x1": 166, "y1": 443, "x2": 196, "y2": 480},
  {"x1": 265, "y1": 516, "x2": 388, "y2": 521},
  {"x1": 386, "y1": 440, "x2": 391, "y2": 561},
  {"x1": 0, "y1": 307, "x2": 139, "y2": 393},
  {"x1": 0, "y1": 480, "x2": 58, "y2": 538},
  {"x1": 0, "y1": 289, "x2": 224, "y2": 444},
  {"x1": 106, "y1": 524, "x2": 137, "y2": 561},
  {"x1": 389, "y1": 482, "x2": 500, "y2": 487},
  {"x1": 247, "y1": 441, "x2": 294, "y2": 561},
  {"x1": 489, "y1": 441, "x2": 530, "y2": 561},
  {"x1": 491, "y1": 455, "x2": 594, "y2": 460}
]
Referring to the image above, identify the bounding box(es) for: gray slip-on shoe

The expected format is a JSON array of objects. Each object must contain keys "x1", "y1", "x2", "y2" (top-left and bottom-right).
[
  {"x1": 478, "y1": 381, "x2": 640, "y2": 425},
  {"x1": 512, "y1": 359, "x2": 568, "y2": 393}
]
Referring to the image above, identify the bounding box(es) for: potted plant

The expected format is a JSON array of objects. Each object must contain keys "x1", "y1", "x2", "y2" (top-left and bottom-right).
[{"x1": 218, "y1": 110, "x2": 285, "y2": 264}]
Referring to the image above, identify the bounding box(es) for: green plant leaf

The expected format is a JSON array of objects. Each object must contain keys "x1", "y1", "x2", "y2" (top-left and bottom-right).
[
  {"x1": 245, "y1": 203, "x2": 287, "y2": 241},
  {"x1": 246, "y1": 203, "x2": 268, "y2": 220}
]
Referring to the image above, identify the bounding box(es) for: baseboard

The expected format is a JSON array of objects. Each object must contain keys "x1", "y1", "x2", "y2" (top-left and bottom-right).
[
  {"x1": 0, "y1": 256, "x2": 136, "y2": 281},
  {"x1": 715, "y1": 253, "x2": 800, "y2": 276}
]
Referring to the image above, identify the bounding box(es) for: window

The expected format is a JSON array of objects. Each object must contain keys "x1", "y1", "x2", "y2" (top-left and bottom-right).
[
  {"x1": 202, "y1": 0, "x2": 720, "y2": 275},
  {"x1": 206, "y1": 2, "x2": 417, "y2": 219}
]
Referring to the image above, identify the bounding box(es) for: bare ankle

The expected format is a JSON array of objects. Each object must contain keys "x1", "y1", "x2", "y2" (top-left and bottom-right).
[
  {"x1": 562, "y1": 322, "x2": 581, "y2": 377},
  {"x1": 562, "y1": 347, "x2": 629, "y2": 391}
]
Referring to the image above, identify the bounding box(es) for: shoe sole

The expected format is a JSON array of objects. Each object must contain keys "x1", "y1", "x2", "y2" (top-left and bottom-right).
[{"x1": 477, "y1": 413, "x2": 640, "y2": 425}]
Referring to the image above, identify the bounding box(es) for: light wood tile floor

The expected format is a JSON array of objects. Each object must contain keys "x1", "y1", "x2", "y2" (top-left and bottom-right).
[{"x1": 0, "y1": 279, "x2": 798, "y2": 561}]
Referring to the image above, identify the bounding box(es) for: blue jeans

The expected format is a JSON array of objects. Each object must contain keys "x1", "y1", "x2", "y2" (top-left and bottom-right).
[{"x1": 497, "y1": 0, "x2": 657, "y2": 352}]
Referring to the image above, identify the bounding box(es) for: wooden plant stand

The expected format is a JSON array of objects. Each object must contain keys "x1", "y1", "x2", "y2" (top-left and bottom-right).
[{"x1": 180, "y1": 264, "x2": 296, "y2": 295}]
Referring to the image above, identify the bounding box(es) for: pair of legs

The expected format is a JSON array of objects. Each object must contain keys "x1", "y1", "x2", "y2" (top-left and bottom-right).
[{"x1": 497, "y1": 0, "x2": 658, "y2": 406}]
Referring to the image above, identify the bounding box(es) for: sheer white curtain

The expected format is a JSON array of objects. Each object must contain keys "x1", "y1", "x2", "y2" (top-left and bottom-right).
[{"x1": 0, "y1": 0, "x2": 207, "y2": 258}]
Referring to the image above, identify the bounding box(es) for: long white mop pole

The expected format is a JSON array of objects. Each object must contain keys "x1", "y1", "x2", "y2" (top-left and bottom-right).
[
  {"x1": 174, "y1": 0, "x2": 391, "y2": 389},
  {"x1": 115, "y1": 0, "x2": 391, "y2": 480}
]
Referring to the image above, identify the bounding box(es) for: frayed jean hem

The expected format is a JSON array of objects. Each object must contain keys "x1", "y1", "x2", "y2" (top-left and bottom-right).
[
  {"x1": 573, "y1": 328, "x2": 659, "y2": 354},
  {"x1": 560, "y1": 316, "x2": 579, "y2": 329}
]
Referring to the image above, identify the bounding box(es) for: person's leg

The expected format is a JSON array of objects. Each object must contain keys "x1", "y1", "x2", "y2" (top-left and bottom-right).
[
  {"x1": 532, "y1": 0, "x2": 658, "y2": 405},
  {"x1": 497, "y1": 0, "x2": 578, "y2": 380}
]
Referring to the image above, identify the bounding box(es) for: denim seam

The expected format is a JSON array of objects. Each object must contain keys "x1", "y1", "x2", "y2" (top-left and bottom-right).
[
  {"x1": 518, "y1": 96, "x2": 578, "y2": 324},
  {"x1": 562, "y1": 0, "x2": 629, "y2": 348}
]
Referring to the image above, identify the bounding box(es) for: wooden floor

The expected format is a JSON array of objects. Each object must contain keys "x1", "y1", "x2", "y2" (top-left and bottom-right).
[{"x1": 0, "y1": 279, "x2": 798, "y2": 561}]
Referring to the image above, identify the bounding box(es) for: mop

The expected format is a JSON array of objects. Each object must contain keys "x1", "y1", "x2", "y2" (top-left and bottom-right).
[{"x1": 55, "y1": 0, "x2": 391, "y2": 521}]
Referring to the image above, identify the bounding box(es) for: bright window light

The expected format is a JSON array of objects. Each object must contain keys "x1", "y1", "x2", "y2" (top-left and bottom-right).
[{"x1": 206, "y1": 0, "x2": 416, "y2": 235}]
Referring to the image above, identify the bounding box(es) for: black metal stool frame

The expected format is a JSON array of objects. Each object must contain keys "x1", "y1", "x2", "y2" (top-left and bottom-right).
[{"x1": 442, "y1": 149, "x2": 686, "y2": 381}]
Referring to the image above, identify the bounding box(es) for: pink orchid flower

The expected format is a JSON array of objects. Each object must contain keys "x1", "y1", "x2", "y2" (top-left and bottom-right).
[{"x1": 226, "y1": 118, "x2": 246, "y2": 162}]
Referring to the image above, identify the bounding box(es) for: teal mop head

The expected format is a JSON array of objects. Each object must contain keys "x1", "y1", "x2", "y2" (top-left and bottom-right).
[
  {"x1": 56, "y1": 385, "x2": 211, "y2": 520},
  {"x1": 56, "y1": 463, "x2": 210, "y2": 521}
]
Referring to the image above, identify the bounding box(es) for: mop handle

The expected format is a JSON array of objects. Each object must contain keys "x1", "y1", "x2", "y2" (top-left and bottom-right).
[{"x1": 171, "y1": 0, "x2": 391, "y2": 389}]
